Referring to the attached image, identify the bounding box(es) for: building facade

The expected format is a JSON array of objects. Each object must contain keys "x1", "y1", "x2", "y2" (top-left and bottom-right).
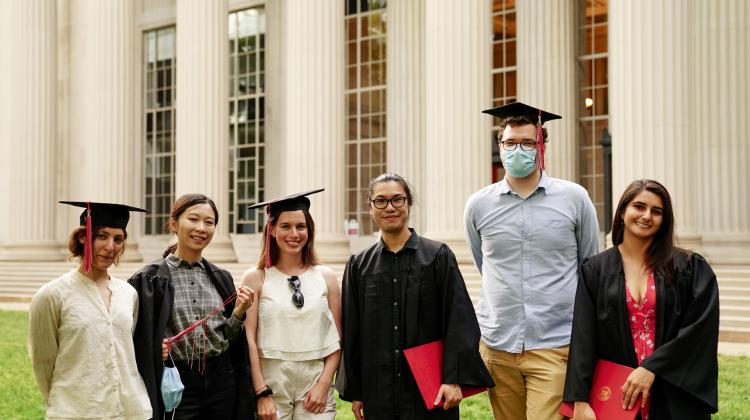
[{"x1": 0, "y1": 0, "x2": 748, "y2": 266}]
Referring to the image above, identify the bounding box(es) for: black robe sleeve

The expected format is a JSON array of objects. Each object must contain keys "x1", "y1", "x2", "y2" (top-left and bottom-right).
[
  {"x1": 128, "y1": 267, "x2": 173, "y2": 419},
  {"x1": 563, "y1": 257, "x2": 599, "y2": 402},
  {"x1": 641, "y1": 254, "x2": 719, "y2": 413},
  {"x1": 340, "y1": 254, "x2": 362, "y2": 402},
  {"x1": 437, "y1": 245, "x2": 495, "y2": 388}
]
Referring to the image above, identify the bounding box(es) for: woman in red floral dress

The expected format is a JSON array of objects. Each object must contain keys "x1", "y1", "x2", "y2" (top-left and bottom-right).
[{"x1": 563, "y1": 179, "x2": 719, "y2": 420}]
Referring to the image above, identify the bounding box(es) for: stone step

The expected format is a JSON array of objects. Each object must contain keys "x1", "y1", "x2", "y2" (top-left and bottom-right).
[
  {"x1": 719, "y1": 286, "x2": 750, "y2": 297},
  {"x1": 719, "y1": 327, "x2": 750, "y2": 343},
  {"x1": 720, "y1": 296, "x2": 750, "y2": 307},
  {"x1": 714, "y1": 268, "x2": 750, "y2": 279},
  {"x1": 721, "y1": 305, "x2": 750, "y2": 318},
  {"x1": 718, "y1": 316, "x2": 750, "y2": 329}
]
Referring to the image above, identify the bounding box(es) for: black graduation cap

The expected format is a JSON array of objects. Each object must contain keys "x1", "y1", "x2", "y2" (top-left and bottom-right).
[
  {"x1": 60, "y1": 201, "x2": 149, "y2": 229},
  {"x1": 482, "y1": 101, "x2": 562, "y2": 124},
  {"x1": 482, "y1": 102, "x2": 562, "y2": 172},
  {"x1": 247, "y1": 188, "x2": 325, "y2": 218},
  {"x1": 60, "y1": 201, "x2": 149, "y2": 272},
  {"x1": 247, "y1": 189, "x2": 324, "y2": 268}
]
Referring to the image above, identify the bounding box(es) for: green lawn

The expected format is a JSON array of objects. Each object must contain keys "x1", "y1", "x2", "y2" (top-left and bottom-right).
[{"x1": 2, "y1": 310, "x2": 748, "y2": 419}]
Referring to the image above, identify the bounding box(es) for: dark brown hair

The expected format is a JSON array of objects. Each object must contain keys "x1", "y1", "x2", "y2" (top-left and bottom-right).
[
  {"x1": 256, "y1": 208, "x2": 320, "y2": 270},
  {"x1": 67, "y1": 226, "x2": 127, "y2": 266},
  {"x1": 367, "y1": 172, "x2": 415, "y2": 206},
  {"x1": 612, "y1": 179, "x2": 687, "y2": 284},
  {"x1": 163, "y1": 194, "x2": 220, "y2": 258},
  {"x1": 496, "y1": 115, "x2": 549, "y2": 143}
]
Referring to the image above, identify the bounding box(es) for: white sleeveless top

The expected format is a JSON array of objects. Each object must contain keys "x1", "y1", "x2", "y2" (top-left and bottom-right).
[{"x1": 257, "y1": 266, "x2": 340, "y2": 361}]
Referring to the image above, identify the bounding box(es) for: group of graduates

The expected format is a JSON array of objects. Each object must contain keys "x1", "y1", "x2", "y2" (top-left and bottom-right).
[{"x1": 28, "y1": 102, "x2": 718, "y2": 420}]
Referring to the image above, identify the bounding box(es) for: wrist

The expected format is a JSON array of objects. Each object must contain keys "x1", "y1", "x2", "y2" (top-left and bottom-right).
[{"x1": 255, "y1": 385, "x2": 273, "y2": 399}]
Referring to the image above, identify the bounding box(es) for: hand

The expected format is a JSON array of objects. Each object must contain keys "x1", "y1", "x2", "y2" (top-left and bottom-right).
[
  {"x1": 352, "y1": 400, "x2": 364, "y2": 420},
  {"x1": 161, "y1": 339, "x2": 169, "y2": 362},
  {"x1": 303, "y1": 381, "x2": 330, "y2": 414},
  {"x1": 256, "y1": 395, "x2": 277, "y2": 420},
  {"x1": 233, "y1": 285, "x2": 255, "y2": 319},
  {"x1": 435, "y1": 383, "x2": 462, "y2": 410},
  {"x1": 621, "y1": 366, "x2": 655, "y2": 410},
  {"x1": 573, "y1": 401, "x2": 596, "y2": 420}
]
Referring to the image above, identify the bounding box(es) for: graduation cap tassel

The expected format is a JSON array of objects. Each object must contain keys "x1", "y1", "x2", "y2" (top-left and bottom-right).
[
  {"x1": 264, "y1": 205, "x2": 272, "y2": 268},
  {"x1": 536, "y1": 109, "x2": 545, "y2": 172},
  {"x1": 83, "y1": 202, "x2": 93, "y2": 273}
]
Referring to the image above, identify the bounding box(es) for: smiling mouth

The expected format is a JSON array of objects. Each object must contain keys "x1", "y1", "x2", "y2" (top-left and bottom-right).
[
  {"x1": 285, "y1": 241, "x2": 301, "y2": 247},
  {"x1": 190, "y1": 235, "x2": 207, "y2": 242},
  {"x1": 635, "y1": 222, "x2": 652, "y2": 229}
]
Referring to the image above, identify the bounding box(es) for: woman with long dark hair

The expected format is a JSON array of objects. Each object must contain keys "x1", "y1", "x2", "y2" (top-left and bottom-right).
[
  {"x1": 242, "y1": 189, "x2": 341, "y2": 419},
  {"x1": 29, "y1": 202, "x2": 152, "y2": 419},
  {"x1": 563, "y1": 179, "x2": 719, "y2": 419},
  {"x1": 129, "y1": 194, "x2": 255, "y2": 419}
]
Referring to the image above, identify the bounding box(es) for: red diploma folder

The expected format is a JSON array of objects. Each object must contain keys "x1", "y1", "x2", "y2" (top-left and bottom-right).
[
  {"x1": 559, "y1": 359, "x2": 641, "y2": 419},
  {"x1": 403, "y1": 340, "x2": 487, "y2": 411}
]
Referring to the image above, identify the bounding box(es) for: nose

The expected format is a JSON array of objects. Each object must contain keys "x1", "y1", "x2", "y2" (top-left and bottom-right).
[
  {"x1": 102, "y1": 238, "x2": 114, "y2": 251},
  {"x1": 195, "y1": 221, "x2": 206, "y2": 231}
]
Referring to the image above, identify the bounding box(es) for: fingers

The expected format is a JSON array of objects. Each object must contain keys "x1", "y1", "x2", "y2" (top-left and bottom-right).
[
  {"x1": 352, "y1": 401, "x2": 364, "y2": 420},
  {"x1": 434, "y1": 387, "x2": 445, "y2": 407},
  {"x1": 641, "y1": 391, "x2": 649, "y2": 408}
]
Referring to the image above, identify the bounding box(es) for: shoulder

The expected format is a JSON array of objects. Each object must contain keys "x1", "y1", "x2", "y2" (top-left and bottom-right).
[
  {"x1": 316, "y1": 265, "x2": 341, "y2": 292},
  {"x1": 545, "y1": 177, "x2": 591, "y2": 201},
  {"x1": 241, "y1": 267, "x2": 265, "y2": 290},
  {"x1": 465, "y1": 183, "x2": 498, "y2": 210},
  {"x1": 203, "y1": 259, "x2": 233, "y2": 280},
  {"x1": 32, "y1": 274, "x2": 66, "y2": 304},
  {"x1": 581, "y1": 247, "x2": 619, "y2": 271}
]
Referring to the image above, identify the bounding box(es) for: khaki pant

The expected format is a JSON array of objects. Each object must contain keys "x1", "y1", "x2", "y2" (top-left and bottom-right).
[
  {"x1": 260, "y1": 358, "x2": 336, "y2": 419},
  {"x1": 480, "y1": 342, "x2": 569, "y2": 420}
]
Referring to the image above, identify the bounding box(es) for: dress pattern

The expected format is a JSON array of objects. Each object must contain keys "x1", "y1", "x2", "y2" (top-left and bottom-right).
[{"x1": 625, "y1": 271, "x2": 656, "y2": 420}]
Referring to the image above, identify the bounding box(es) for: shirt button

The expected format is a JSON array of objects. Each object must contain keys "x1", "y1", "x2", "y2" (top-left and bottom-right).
[
  {"x1": 393, "y1": 302, "x2": 398, "y2": 306},
  {"x1": 191, "y1": 282, "x2": 195, "y2": 285},
  {"x1": 394, "y1": 326, "x2": 398, "y2": 330},
  {"x1": 393, "y1": 278, "x2": 397, "y2": 283},
  {"x1": 395, "y1": 349, "x2": 400, "y2": 354},
  {"x1": 192, "y1": 299, "x2": 196, "y2": 303},
  {"x1": 195, "y1": 316, "x2": 199, "y2": 320}
]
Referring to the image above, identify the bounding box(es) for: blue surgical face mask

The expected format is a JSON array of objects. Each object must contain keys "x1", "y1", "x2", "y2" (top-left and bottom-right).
[
  {"x1": 502, "y1": 148, "x2": 537, "y2": 178},
  {"x1": 161, "y1": 359, "x2": 184, "y2": 415}
]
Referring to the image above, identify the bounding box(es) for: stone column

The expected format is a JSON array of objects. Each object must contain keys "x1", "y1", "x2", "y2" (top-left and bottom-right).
[
  {"x1": 694, "y1": 0, "x2": 750, "y2": 264},
  {"x1": 387, "y1": 0, "x2": 425, "y2": 233},
  {"x1": 516, "y1": 0, "x2": 578, "y2": 181},
  {"x1": 424, "y1": 0, "x2": 492, "y2": 261},
  {"x1": 175, "y1": 0, "x2": 235, "y2": 262},
  {"x1": 68, "y1": 0, "x2": 143, "y2": 260},
  {"x1": 0, "y1": 0, "x2": 61, "y2": 261},
  {"x1": 609, "y1": 0, "x2": 700, "y2": 250},
  {"x1": 265, "y1": 0, "x2": 349, "y2": 263}
]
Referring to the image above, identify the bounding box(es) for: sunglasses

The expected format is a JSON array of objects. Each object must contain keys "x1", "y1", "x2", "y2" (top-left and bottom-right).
[{"x1": 287, "y1": 276, "x2": 304, "y2": 309}]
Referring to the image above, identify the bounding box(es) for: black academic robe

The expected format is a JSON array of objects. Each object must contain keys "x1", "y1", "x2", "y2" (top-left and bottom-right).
[
  {"x1": 563, "y1": 247, "x2": 719, "y2": 419},
  {"x1": 128, "y1": 259, "x2": 254, "y2": 420},
  {"x1": 339, "y1": 230, "x2": 494, "y2": 419}
]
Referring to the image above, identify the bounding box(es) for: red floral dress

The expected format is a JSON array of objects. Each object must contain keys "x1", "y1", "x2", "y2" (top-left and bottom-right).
[{"x1": 625, "y1": 272, "x2": 656, "y2": 419}]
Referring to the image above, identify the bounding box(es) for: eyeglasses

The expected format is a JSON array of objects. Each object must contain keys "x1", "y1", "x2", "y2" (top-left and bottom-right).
[
  {"x1": 500, "y1": 141, "x2": 537, "y2": 152},
  {"x1": 370, "y1": 196, "x2": 408, "y2": 209},
  {"x1": 287, "y1": 276, "x2": 304, "y2": 308}
]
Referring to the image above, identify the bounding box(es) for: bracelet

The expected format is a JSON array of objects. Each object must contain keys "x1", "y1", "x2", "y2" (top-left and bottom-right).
[
  {"x1": 256, "y1": 386, "x2": 273, "y2": 398},
  {"x1": 254, "y1": 384, "x2": 268, "y2": 393}
]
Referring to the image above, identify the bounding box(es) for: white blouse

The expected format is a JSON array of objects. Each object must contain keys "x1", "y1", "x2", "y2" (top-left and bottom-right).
[{"x1": 29, "y1": 269, "x2": 152, "y2": 420}]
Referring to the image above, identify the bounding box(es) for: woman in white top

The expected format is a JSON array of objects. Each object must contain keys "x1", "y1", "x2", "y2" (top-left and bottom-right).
[
  {"x1": 243, "y1": 189, "x2": 342, "y2": 420},
  {"x1": 28, "y1": 201, "x2": 152, "y2": 420}
]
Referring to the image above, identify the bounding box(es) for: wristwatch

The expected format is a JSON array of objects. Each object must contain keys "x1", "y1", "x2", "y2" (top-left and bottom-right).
[{"x1": 256, "y1": 386, "x2": 273, "y2": 399}]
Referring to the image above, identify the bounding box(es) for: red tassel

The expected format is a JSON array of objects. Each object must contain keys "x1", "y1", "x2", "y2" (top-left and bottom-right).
[
  {"x1": 536, "y1": 110, "x2": 545, "y2": 172},
  {"x1": 264, "y1": 205, "x2": 272, "y2": 268},
  {"x1": 83, "y1": 202, "x2": 93, "y2": 272}
]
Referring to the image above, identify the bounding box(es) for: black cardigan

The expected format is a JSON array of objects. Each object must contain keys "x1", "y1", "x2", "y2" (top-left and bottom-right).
[
  {"x1": 563, "y1": 247, "x2": 719, "y2": 419},
  {"x1": 128, "y1": 258, "x2": 254, "y2": 419}
]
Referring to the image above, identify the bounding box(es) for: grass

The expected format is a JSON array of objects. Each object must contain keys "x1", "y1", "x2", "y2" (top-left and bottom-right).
[{"x1": 2, "y1": 310, "x2": 748, "y2": 419}]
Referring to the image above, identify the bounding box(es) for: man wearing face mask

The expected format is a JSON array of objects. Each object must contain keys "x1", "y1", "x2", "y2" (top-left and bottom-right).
[{"x1": 463, "y1": 102, "x2": 599, "y2": 420}]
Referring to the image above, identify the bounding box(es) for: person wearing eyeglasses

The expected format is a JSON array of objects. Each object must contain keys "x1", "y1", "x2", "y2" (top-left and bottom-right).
[
  {"x1": 339, "y1": 173, "x2": 494, "y2": 419},
  {"x1": 242, "y1": 189, "x2": 342, "y2": 420},
  {"x1": 464, "y1": 102, "x2": 600, "y2": 420}
]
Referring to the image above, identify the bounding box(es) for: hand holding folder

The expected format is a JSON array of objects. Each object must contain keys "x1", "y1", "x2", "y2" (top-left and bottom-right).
[
  {"x1": 559, "y1": 359, "x2": 642, "y2": 420},
  {"x1": 403, "y1": 340, "x2": 487, "y2": 411}
]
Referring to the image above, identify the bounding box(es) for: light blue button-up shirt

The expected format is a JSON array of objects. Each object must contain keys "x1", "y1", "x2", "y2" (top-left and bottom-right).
[{"x1": 464, "y1": 173, "x2": 600, "y2": 353}]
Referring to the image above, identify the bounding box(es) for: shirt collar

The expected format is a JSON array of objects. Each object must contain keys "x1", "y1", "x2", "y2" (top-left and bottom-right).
[
  {"x1": 498, "y1": 171, "x2": 551, "y2": 196},
  {"x1": 375, "y1": 228, "x2": 419, "y2": 254},
  {"x1": 166, "y1": 253, "x2": 205, "y2": 269}
]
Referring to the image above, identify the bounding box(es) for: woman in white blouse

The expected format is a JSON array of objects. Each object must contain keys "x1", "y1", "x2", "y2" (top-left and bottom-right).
[
  {"x1": 243, "y1": 190, "x2": 342, "y2": 420},
  {"x1": 28, "y1": 201, "x2": 152, "y2": 420}
]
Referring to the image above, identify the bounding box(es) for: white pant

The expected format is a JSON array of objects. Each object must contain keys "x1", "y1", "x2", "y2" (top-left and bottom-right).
[{"x1": 260, "y1": 358, "x2": 336, "y2": 419}]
